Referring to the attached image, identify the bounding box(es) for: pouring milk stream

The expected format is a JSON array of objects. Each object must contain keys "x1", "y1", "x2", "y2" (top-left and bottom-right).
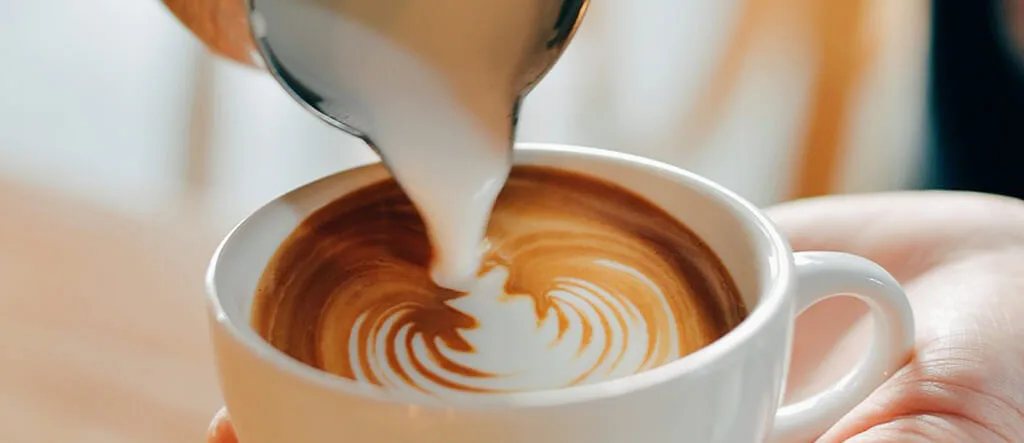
[{"x1": 248, "y1": 0, "x2": 589, "y2": 290}]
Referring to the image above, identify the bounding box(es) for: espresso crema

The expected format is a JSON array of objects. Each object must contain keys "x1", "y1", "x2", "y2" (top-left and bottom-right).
[{"x1": 252, "y1": 166, "x2": 746, "y2": 396}]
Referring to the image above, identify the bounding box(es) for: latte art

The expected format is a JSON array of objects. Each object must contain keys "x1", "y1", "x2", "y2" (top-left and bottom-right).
[{"x1": 253, "y1": 166, "x2": 746, "y2": 395}]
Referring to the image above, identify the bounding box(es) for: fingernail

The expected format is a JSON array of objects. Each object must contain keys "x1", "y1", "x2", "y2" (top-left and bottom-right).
[{"x1": 207, "y1": 408, "x2": 231, "y2": 441}]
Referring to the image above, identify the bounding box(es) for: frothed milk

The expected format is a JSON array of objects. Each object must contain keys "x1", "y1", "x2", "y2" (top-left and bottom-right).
[{"x1": 252, "y1": 0, "x2": 584, "y2": 289}]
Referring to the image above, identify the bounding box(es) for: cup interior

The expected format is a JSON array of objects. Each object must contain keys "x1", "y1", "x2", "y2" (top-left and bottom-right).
[{"x1": 206, "y1": 143, "x2": 791, "y2": 403}]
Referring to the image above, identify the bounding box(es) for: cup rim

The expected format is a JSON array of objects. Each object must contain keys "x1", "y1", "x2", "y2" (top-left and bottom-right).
[{"x1": 205, "y1": 143, "x2": 793, "y2": 409}]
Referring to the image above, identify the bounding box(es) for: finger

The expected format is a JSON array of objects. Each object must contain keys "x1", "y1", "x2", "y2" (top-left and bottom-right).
[
  {"x1": 821, "y1": 362, "x2": 1016, "y2": 443},
  {"x1": 207, "y1": 408, "x2": 237, "y2": 443},
  {"x1": 161, "y1": 0, "x2": 258, "y2": 65},
  {"x1": 766, "y1": 191, "x2": 1024, "y2": 281},
  {"x1": 841, "y1": 413, "x2": 1005, "y2": 443}
]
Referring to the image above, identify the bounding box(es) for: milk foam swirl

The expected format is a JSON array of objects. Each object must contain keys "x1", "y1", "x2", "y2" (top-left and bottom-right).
[{"x1": 252, "y1": 166, "x2": 746, "y2": 395}]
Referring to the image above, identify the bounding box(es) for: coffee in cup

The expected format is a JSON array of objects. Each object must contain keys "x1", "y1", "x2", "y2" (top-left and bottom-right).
[{"x1": 251, "y1": 165, "x2": 747, "y2": 395}]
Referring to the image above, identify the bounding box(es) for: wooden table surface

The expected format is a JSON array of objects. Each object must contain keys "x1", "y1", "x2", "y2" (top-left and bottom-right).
[{"x1": 0, "y1": 178, "x2": 224, "y2": 443}]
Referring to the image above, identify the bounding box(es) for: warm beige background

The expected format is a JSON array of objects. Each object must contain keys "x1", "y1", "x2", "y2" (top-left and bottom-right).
[
  {"x1": 0, "y1": 0, "x2": 929, "y2": 441},
  {"x1": 0, "y1": 178, "x2": 221, "y2": 442}
]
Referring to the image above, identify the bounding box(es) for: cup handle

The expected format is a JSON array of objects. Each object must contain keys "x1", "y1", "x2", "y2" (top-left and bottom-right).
[{"x1": 769, "y1": 251, "x2": 915, "y2": 443}]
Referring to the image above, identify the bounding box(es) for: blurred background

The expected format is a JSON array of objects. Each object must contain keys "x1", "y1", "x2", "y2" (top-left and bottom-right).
[{"x1": 0, "y1": 0, "x2": 1021, "y2": 441}]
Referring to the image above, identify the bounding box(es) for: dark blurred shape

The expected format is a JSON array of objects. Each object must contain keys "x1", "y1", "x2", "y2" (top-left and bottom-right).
[{"x1": 926, "y1": 0, "x2": 1024, "y2": 198}]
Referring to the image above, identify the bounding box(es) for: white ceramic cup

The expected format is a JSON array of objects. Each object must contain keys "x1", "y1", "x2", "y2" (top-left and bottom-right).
[{"x1": 206, "y1": 143, "x2": 915, "y2": 443}]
